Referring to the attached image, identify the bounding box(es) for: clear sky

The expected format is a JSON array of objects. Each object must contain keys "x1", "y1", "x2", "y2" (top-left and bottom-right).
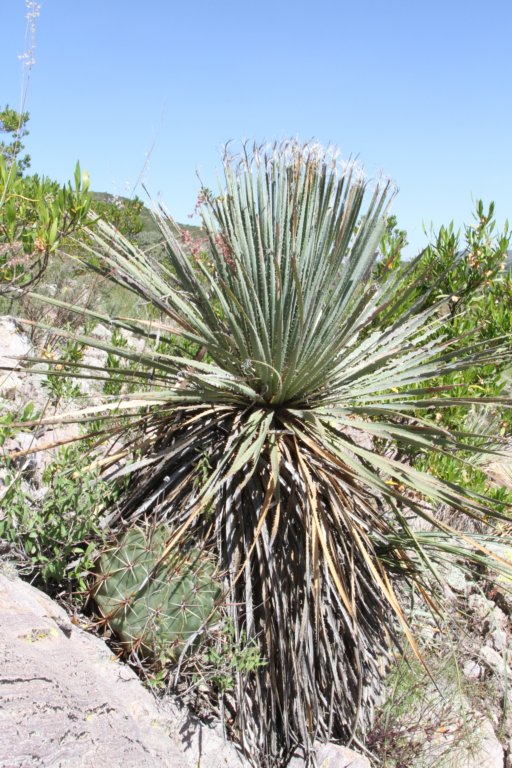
[{"x1": 1, "y1": 0, "x2": 511, "y2": 255}]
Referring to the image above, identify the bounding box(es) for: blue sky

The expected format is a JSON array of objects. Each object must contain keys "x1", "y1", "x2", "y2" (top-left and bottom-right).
[{"x1": 1, "y1": 0, "x2": 511, "y2": 255}]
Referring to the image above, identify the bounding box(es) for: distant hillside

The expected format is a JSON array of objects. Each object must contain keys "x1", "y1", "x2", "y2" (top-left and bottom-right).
[{"x1": 91, "y1": 192, "x2": 204, "y2": 254}]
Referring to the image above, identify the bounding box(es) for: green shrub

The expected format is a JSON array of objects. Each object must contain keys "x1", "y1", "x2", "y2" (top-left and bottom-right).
[
  {"x1": 0, "y1": 402, "x2": 39, "y2": 448},
  {"x1": 0, "y1": 445, "x2": 114, "y2": 591},
  {"x1": 0, "y1": 157, "x2": 92, "y2": 292}
]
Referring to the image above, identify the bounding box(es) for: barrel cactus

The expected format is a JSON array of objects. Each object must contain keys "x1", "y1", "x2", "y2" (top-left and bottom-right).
[{"x1": 92, "y1": 526, "x2": 220, "y2": 660}]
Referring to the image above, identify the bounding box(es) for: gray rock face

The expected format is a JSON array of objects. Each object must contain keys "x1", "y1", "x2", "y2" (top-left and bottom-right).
[
  {"x1": 0, "y1": 571, "x2": 248, "y2": 768},
  {"x1": 288, "y1": 743, "x2": 371, "y2": 767},
  {"x1": 0, "y1": 315, "x2": 33, "y2": 399},
  {"x1": 470, "y1": 718, "x2": 505, "y2": 768},
  {"x1": 0, "y1": 570, "x2": 370, "y2": 768}
]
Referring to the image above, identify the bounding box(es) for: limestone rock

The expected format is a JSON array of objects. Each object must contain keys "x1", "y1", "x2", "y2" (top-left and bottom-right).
[
  {"x1": 462, "y1": 717, "x2": 504, "y2": 768},
  {"x1": 0, "y1": 316, "x2": 31, "y2": 369},
  {"x1": 479, "y1": 644, "x2": 508, "y2": 677},
  {"x1": 314, "y1": 743, "x2": 371, "y2": 767},
  {"x1": 0, "y1": 315, "x2": 51, "y2": 412},
  {"x1": 463, "y1": 659, "x2": 484, "y2": 681},
  {"x1": 288, "y1": 743, "x2": 370, "y2": 767},
  {"x1": 443, "y1": 564, "x2": 468, "y2": 596},
  {"x1": 0, "y1": 572, "x2": 247, "y2": 768},
  {"x1": 0, "y1": 316, "x2": 32, "y2": 398}
]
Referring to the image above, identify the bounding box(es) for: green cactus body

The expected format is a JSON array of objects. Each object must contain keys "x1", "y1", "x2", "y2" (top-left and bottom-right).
[{"x1": 93, "y1": 527, "x2": 219, "y2": 660}]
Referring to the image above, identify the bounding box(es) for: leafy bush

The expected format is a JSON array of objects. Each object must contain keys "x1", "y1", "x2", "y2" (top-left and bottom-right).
[
  {"x1": 0, "y1": 104, "x2": 31, "y2": 173},
  {"x1": 0, "y1": 401, "x2": 39, "y2": 448},
  {"x1": 41, "y1": 334, "x2": 86, "y2": 402},
  {"x1": 389, "y1": 204, "x2": 512, "y2": 503},
  {"x1": 0, "y1": 157, "x2": 92, "y2": 292},
  {"x1": 91, "y1": 193, "x2": 144, "y2": 241},
  {"x1": 0, "y1": 445, "x2": 114, "y2": 592},
  {"x1": 390, "y1": 200, "x2": 510, "y2": 322}
]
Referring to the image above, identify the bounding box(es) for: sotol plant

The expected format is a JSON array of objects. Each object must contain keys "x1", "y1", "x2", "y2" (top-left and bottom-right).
[
  {"x1": 27, "y1": 142, "x2": 512, "y2": 766},
  {"x1": 92, "y1": 526, "x2": 219, "y2": 661}
]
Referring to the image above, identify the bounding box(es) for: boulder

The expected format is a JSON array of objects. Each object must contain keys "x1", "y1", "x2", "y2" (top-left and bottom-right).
[
  {"x1": 0, "y1": 315, "x2": 52, "y2": 412},
  {"x1": 0, "y1": 316, "x2": 32, "y2": 399},
  {"x1": 0, "y1": 570, "x2": 248, "y2": 768},
  {"x1": 462, "y1": 717, "x2": 504, "y2": 768},
  {"x1": 0, "y1": 316, "x2": 31, "y2": 369},
  {"x1": 288, "y1": 745, "x2": 370, "y2": 767},
  {"x1": 0, "y1": 569, "x2": 374, "y2": 768}
]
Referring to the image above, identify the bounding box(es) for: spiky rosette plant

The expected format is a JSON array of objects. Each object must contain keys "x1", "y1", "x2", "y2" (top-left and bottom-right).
[{"x1": 25, "y1": 142, "x2": 512, "y2": 766}]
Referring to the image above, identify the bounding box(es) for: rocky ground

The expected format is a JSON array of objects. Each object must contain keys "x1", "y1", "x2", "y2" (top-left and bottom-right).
[
  {"x1": 0, "y1": 567, "x2": 248, "y2": 768},
  {"x1": 1, "y1": 313, "x2": 512, "y2": 768},
  {"x1": 368, "y1": 564, "x2": 512, "y2": 768}
]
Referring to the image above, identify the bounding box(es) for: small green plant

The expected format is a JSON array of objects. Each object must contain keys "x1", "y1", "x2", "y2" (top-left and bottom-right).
[
  {"x1": 42, "y1": 334, "x2": 85, "y2": 401},
  {"x1": 407, "y1": 200, "x2": 509, "y2": 319},
  {"x1": 103, "y1": 328, "x2": 129, "y2": 396},
  {"x1": 91, "y1": 193, "x2": 144, "y2": 241},
  {"x1": 0, "y1": 104, "x2": 31, "y2": 172},
  {"x1": 403, "y1": 205, "x2": 512, "y2": 511},
  {"x1": 0, "y1": 445, "x2": 112, "y2": 591},
  {"x1": 199, "y1": 622, "x2": 266, "y2": 694},
  {"x1": 0, "y1": 401, "x2": 39, "y2": 447},
  {"x1": 374, "y1": 214, "x2": 409, "y2": 280}
]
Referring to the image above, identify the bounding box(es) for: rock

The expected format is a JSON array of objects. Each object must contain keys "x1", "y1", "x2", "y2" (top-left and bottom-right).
[
  {"x1": 0, "y1": 315, "x2": 53, "y2": 412},
  {"x1": 81, "y1": 345, "x2": 109, "y2": 370},
  {"x1": 0, "y1": 370, "x2": 23, "y2": 398},
  {"x1": 122, "y1": 328, "x2": 149, "y2": 355},
  {"x1": 490, "y1": 623, "x2": 508, "y2": 652},
  {"x1": 468, "y1": 592, "x2": 494, "y2": 626},
  {"x1": 479, "y1": 644, "x2": 508, "y2": 677},
  {"x1": 315, "y1": 743, "x2": 371, "y2": 767},
  {"x1": 443, "y1": 565, "x2": 468, "y2": 598},
  {"x1": 463, "y1": 660, "x2": 484, "y2": 681},
  {"x1": 506, "y1": 743, "x2": 512, "y2": 768},
  {"x1": 0, "y1": 372, "x2": 47, "y2": 411},
  {"x1": 0, "y1": 572, "x2": 248, "y2": 768},
  {"x1": 0, "y1": 316, "x2": 31, "y2": 369},
  {"x1": 76, "y1": 327, "x2": 111, "y2": 392},
  {"x1": 467, "y1": 592, "x2": 509, "y2": 652},
  {"x1": 0, "y1": 316, "x2": 32, "y2": 398},
  {"x1": 92, "y1": 323, "x2": 148, "y2": 355},
  {"x1": 91, "y1": 323, "x2": 111, "y2": 340},
  {"x1": 422, "y1": 711, "x2": 503, "y2": 768},
  {"x1": 463, "y1": 717, "x2": 504, "y2": 768},
  {"x1": 288, "y1": 743, "x2": 370, "y2": 767},
  {"x1": 32, "y1": 422, "x2": 81, "y2": 457}
]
